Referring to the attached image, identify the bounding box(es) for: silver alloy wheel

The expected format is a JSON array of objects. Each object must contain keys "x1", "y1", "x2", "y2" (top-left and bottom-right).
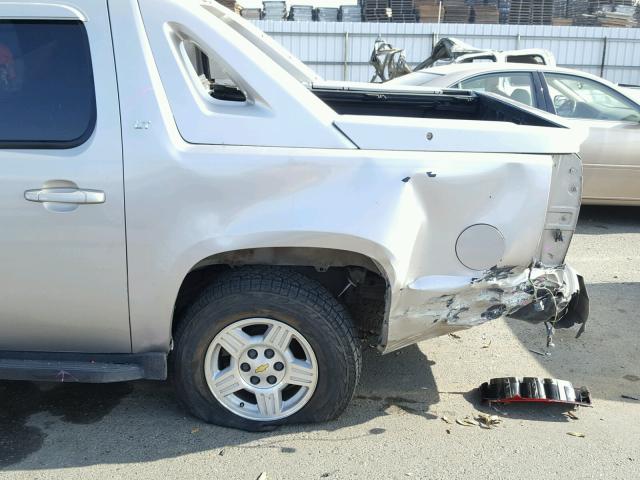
[{"x1": 204, "y1": 318, "x2": 319, "y2": 421}]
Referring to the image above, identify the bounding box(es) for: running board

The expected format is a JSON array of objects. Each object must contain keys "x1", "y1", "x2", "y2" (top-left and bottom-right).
[{"x1": 0, "y1": 352, "x2": 167, "y2": 383}]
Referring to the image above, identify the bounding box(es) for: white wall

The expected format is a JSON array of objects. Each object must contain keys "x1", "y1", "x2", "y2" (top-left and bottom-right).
[{"x1": 254, "y1": 21, "x2": 640, "y2": 84}]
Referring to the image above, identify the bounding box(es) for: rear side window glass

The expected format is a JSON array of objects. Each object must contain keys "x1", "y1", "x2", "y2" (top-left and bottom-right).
[
  {"x1": 183, "y1": 39, "x2": 247, "y2": 103},
  {"x1": 0, "y1": 20, "x2": 95, "y2": 148},
  {"x1": 460, "y1": 72, "x2": 535, "y2": 107}
]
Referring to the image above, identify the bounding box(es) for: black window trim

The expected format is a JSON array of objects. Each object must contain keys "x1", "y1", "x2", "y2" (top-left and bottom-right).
[{"x1": 0, "y1": 19, "x2": 97, "y2": 150}]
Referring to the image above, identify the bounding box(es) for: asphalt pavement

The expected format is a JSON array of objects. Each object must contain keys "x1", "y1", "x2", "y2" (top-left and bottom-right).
[{"x1": 1, "y1": 205, "x2": 639, "y2": 479}]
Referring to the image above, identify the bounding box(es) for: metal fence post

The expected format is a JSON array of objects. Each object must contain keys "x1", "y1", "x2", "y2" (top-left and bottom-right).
[
  {"x1": 600, "y1": 36, "x2": 608, "y2": 78},
  {"x1": 343, "y1": 31, "x2": 349, "y2": 81}
]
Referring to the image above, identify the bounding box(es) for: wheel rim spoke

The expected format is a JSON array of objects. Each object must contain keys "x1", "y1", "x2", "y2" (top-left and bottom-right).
[
  {"x1": 263, "y1": 323, "x2": 293, "y2": 351},
  {"x1": 212, "y1": 367, "x2": 243, "y2": 397},
  {"x1": 287, "y1": 359, "x2": 316, "y2": 386},
  {"x1": 255, "y1": 388, "x2": 283, "y2": 417},
  {"x1": 216, "y1": 328, "x2": 251, "y2": 357}
]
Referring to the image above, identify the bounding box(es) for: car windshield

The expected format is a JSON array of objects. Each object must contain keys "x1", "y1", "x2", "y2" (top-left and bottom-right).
[{"x1": 545, "y1": 73, "x2": 640, "y2": 122}]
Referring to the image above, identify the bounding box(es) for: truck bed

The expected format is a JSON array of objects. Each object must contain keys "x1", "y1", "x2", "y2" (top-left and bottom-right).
[{"x1": 312, "y1": 86, "x2": 560, "y2": 127}]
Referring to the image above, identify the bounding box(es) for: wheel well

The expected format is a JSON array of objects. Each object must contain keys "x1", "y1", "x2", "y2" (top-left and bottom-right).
[{"x1": 172, "y1": 247, "x2": 389, "y2": 341}]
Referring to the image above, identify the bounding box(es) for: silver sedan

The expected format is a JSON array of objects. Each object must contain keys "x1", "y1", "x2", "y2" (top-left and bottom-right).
[{"x1": 389, "y1": 64, "x2": 640, "y2": 205}]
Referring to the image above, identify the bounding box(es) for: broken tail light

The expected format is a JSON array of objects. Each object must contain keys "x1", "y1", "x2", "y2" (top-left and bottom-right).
[{"x1": 537, "y1": 154, "x2": 582, "y2": 266}]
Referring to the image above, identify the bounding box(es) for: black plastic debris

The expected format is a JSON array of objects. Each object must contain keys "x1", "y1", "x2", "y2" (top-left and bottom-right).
[{"x1": 480, "y1": 377, "x2": 592, "y2": 407}]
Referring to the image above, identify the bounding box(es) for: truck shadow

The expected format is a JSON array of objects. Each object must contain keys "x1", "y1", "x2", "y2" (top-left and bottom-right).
[{"x1": 0, "y1": 345, "x2": 438, "y2": 470}]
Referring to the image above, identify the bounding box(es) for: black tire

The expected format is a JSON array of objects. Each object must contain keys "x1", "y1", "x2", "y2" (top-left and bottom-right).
[{"x1": 170, "y1": 266, "x2": 362, "y2": 431}]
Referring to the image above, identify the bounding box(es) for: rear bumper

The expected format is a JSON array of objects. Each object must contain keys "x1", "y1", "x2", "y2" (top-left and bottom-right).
[
  {"x1": 508, "y1": 266, "x2": 589, "y2": 330},
  {"x1": 382, "y1": 263, "x2": 589, "y2": 352}
]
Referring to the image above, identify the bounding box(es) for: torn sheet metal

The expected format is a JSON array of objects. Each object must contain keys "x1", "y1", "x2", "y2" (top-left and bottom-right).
[
  {"x1": 480, "y1": 377, "x2": 592, "y2": 407},
  {"x1": 384, "y1": 264, "x2": 587, "y2": 352}
]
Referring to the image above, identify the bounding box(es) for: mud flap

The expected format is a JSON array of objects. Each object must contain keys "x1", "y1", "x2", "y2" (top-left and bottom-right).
[{"x1": 555, "y1": 275, "x2": 590, "y2": 336}]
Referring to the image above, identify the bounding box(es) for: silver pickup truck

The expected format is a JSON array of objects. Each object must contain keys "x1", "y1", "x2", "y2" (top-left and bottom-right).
[{"x1": 0, "y1": 0, "x2": 588, "y2": 431}]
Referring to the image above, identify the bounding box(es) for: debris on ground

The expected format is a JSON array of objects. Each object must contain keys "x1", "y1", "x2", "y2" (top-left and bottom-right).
[
  {"x1": 456, "y1": 416, "x2": 479, "y2": 427},
  {"x1": 621, "y1": 394, "x2": 640, "y2": 401},
  {"x1": 481, "y1": 340, "x2": 492, "y2": 349},
  {"x1": 441, "y1": 415, "x2": 453, "y2": 424},
  {"x1": 565, "y1": 410, "x2": 580, "y2": 420},
  {"x1": 191, "y1": 427, "x2": 200, "y2": 434},
  {"x1": 475, "y1": 412, "x2": 502, "y2": 428},
  {"x1": 256, "y1": 473, "x2": 268, "y2": 480},
  {"x1": 567, "y1": 432, "x2": 586, "y2": 438},
  {"x1": 448, "y1": 333, "x2": 462, "y2": 339},
  {"x1": 529, "y1": 349, "x2": 551, "y2": 357},
  {"x1": 480, "y1": 377, "x2": 592, "y2": 407}
]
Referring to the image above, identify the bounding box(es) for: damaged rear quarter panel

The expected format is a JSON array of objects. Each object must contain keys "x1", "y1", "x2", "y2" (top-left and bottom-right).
[
  {"x1": 122, "y1": 0, "x2": 583, "y2": 353},
  {"x1": 124, "y1": 140, "x2": 557, "y2": 352},
  {"x1": 387, "y1": 265, "x2": 579, "y2": 352}
]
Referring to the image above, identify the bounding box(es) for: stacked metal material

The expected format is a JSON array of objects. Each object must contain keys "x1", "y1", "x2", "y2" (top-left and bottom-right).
[
  {"x1": 508, "y1": 0, "x2": 553, "y2": 25},
  {"x1": 567, "y1": 0, "x2": 590, "y2": 23},
  {"x1": 498, "y1": 0, "x2": 511, "y2": 23},
  {"x1": 532, "y1": 0, "x2": 554, "y2": 24},
  {"x1": 361, "y1": 0, "x2": 393, "y2": 21},
  {"x1": 589, "y1": 0, "x2": 612, "y2": 13},
  {"x1": 551, "y1": 16, "x2": 573, "y2": 24},
  {"x1": 416, "y1": 0, "x2": 443, "y2": 22},
  {"x1": 240, "y1": 7, "x2": 263, "y2": 18},
  {"x1": 551, "y1": 0, "x2": 571, "y2": 24},
  {"x1": 552, "y1": 0, "x2": 567, "y2": 18},
  {"x1": 288, "y1": 5, "x2": 314, "y2": 20},
  {"x1": 567, "y1": 0, "x2": 590, "y2": 16},
  {"x1": 599, "y1": 4, "x2": 637, "y2": 27},
  {"x1": 339, "y1": 5, "x2": 363, "y2": 21},
  {"x1": 508, "y1": 0, "x2": 528, "y2": 23},
  {"x1": 472, "y1": 0, "x2": 500, "y2": 23},
  {"x1": 575, "y1": 13, "x2": 600, "y2": 24},
  {"x1": 443, "y1": 0, "x2": 471, "y2": 23},
  {"x1": 314, "y1": 6, "x2": 339, "y2": 21},
  {"x1": 391, "y1": 0, "x2": 418, "y2": 22},
  {"x1": 262, "y1": 1, "x2": 287, "y2": 20}
]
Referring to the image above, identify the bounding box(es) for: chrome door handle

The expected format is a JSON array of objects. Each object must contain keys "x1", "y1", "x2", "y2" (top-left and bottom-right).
[{"x1": 24, "y1": 188, "x2": 105, "y2": 204}]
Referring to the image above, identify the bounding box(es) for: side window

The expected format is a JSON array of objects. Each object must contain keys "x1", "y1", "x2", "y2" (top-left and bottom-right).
[
  {"x1": 458, "y1": 54, "x2": 497, "y2": 64},
  {"x1": 506, "y1": 54, "x2": 546, "y2": 65},
  {"x1": 544, "y1": 73, "x2": 640, "y2": 122},
  {"x1": 459, "y1": 72, "x2": 535, "y2": 107},
  {"x1": 183, "y1": 39, "x2": 247, "y2": 103},
  {"x1": 0, "y1": 20, "x2": 96, "y2": 148}
]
